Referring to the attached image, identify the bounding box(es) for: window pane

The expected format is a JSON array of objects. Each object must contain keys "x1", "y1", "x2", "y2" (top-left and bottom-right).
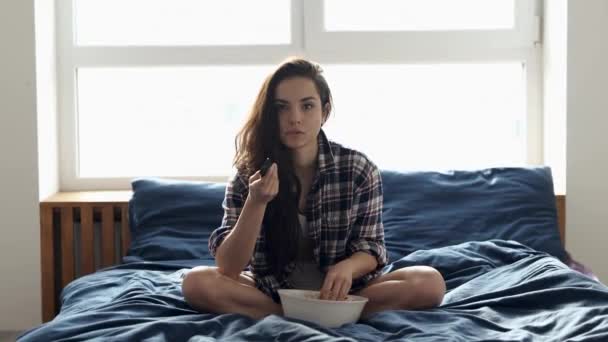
[
  {"x1": 324, "y1": 0, "x2": 515, "y2": 31},
  {"x1": 75, "y1": 0, "x2": 290, "y2": 46},
  {"x1": 77, "y1": 64, "x2": 525, "y2": 178},
  {"x1": 76, "y1": 66, "x2": 273, "y2": 177},
  {"x1": 321, "y1": 63, "x2": 526, "y2": 170}
]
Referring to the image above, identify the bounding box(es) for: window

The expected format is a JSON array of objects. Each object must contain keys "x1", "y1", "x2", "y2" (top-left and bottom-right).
[
  {"x1": 57, "y1": 0, "x2": 541, "y2": 190},
  {"x1": 324, "y1": 0, "x2": 515, "y2": 31},
  {"x1": 323, "y1": 63, "x2": 526, "y2": 171},
  {"x1": 74, "y1": 0, "x2": 290, "y2": 46},
  {"x1": 77, "y1": 66, "x2": 273, "y2": 178}
]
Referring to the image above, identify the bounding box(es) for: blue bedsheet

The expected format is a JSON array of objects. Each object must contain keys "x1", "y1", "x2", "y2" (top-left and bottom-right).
[{"x1": 20, "y1": 240, "x2": 608, "y2": 341}]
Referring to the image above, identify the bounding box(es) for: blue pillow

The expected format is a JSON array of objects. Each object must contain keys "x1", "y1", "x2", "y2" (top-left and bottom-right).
[
  {"x1": 125, "y1": 178, "x2": 226, "y2": 262},
  {"x1": 380, "y1": 167, "x2": 567, "y2": 263}
]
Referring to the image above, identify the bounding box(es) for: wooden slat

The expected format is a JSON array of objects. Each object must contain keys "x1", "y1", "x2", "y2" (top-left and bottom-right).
[
  {"x1": 40, "y1": 204, "x2": 56, "y2": 323},
  {"x1": 121, "y1": 204, "x2": 131, "y2": 257},
  {"x1": 556, "y1": 195, "x2": 566, "y2": 246},
  {"x1": 101, "y1": 206, "x2": 115, "y2": 268},
  {"x1": 60, "y1": 207, "x2": 75, "y2": 288},
  {"x1": 80, "y1": 205, "x2": 95, "y2": 276}
]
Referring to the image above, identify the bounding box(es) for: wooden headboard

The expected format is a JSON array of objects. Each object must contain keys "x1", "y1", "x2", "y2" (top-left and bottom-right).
[{"x1": 39, "y1": 192, "x2": 566, "y2": 322}]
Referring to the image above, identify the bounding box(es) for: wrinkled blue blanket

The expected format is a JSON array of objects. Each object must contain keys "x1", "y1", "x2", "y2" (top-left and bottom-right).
[{"x1": 20, "y1": 240, "x2": 608, "y2": 341}]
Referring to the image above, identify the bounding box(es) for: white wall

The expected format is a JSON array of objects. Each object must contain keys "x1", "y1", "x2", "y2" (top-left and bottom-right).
[
  {"x1": 543, "y1": 0, "x2": 567, "y2": 196},
  {"x1": 0, "y1": 0, "x2": 43, "y2": 330},
  {"x1": 36, "y1": 0, "x2": 59, "y2": 201},
  {"x1": 566, "y1": 0, "x2": 608, "y2": 283}
]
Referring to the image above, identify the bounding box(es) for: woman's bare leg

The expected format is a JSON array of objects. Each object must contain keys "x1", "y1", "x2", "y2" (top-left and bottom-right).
[
  {"x1": 182, "y1": 266, "x2": 282, "y2": 319},
  {"x1": 355, "y1": 266, "x2": 446, "y2": 317}
]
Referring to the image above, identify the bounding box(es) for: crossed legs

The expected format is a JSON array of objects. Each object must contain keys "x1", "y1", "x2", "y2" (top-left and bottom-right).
[
  {"x1": 181, "y1": 265, "x2": 445, "y2": 320},
  {"x1": 181, "y1": 266, "x2": 281, "y2": 320},
  {"x1": 355, "y1": 266, "x2": 446, "y2": 317}
]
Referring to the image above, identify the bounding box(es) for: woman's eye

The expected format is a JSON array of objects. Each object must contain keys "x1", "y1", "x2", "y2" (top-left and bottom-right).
[{"x1": 303, "y1": 103, "x2": 314, "y2": 110}]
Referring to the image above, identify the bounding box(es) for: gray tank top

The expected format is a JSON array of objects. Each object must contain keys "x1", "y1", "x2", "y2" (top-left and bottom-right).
[{"x1": 285, "y1": 214, "x2": 325, "y2": 290}]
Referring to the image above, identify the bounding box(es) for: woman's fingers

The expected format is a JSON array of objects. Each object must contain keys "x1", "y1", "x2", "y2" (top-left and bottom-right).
[
  {"x1": 249, "y1": 163, "x2": 279, "y2": 199},
  {"x1": 264, "y1": 165, "x2": 278, "y2": 199},
  {"x1": 272, "y1": 164, "x2": 279, "y2": 191},
  {"x1": 269, "y1": 176, "x2": 278, "y2": 197},
  {"x1": 248, "y1": 163, "x2": 279, "y2": 204},
  {"x1": 250, "y1": 170, "x2": 261, "y2": 183},
  {"x1": 320, "y1": 275, "x2": 334, "y2": 300},
  {"x1": 329, "y1": 280, "x2": 341, "y2": 300},
  {"x1": 271, "y1": 163, "x2": 278, "y2": 179},
  {"x1": 337, "y1": 280, "x2": 350, "y2": 301},
  {"x1": 320, "y1": 275, "x2": 350, "y2": 301},
  {"x1": 323, "y1": 279, "x2": 340, "y2": 301},
  {"x1": 262, "y1": 164, "x2": 278, "y2": 186},
  {"x1": 264, "y1": 164, "x2": 277, "y2": 190}
]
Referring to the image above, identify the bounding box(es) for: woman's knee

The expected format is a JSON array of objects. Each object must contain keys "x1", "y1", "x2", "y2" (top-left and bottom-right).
[
  {"x1": 391, "y1": 266, "x2": 445, "y2": 309},
  {"x1": 411, "y1": 266, "x2": 446, "y2": 307},
  {"x1": 181, "y1": 266, "x2": 222, "y2": 306}
]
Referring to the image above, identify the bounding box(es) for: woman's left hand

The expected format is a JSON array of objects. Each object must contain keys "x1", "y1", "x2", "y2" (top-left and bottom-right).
[{"x1": 320, "y1": 260, "x2": 354, "y2": 301}]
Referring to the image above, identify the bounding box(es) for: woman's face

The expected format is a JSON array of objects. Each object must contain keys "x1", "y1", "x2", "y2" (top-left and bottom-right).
[{"x1": 274, "y1": 77, "x2": 327, "y2": 151}]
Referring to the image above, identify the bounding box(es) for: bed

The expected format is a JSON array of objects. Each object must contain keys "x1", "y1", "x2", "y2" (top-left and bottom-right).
[{"x1": 20, "y1": 167, "x2": 608, "y2": 341}]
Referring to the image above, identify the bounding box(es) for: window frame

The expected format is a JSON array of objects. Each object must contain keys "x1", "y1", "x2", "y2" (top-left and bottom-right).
[
  {"x1": 304, "y1": 0, "x2": 537, "y2": 60},
  {"x1": 57, "y1": 0, "x2": 542, "y2": 191}
]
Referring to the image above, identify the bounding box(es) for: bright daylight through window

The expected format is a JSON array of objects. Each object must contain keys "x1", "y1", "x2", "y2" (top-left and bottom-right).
[{"x1": 59, "y1": 0, "x2": 538, "y2": 188}]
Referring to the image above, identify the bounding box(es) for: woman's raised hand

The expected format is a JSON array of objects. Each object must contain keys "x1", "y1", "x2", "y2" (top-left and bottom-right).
[{"x1": 248, "y1": 163, "x2": 279, "y2": 205}]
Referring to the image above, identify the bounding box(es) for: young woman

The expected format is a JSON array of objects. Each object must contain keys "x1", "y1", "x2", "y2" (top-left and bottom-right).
[{"x1": 182, "y1": 58, "x2": 445, "y2": 319}]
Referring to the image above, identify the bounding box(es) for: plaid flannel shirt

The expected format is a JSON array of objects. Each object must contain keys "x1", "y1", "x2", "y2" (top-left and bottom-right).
[{"x1": 209, "y1": 130, "x2": 388, "y2": 302}]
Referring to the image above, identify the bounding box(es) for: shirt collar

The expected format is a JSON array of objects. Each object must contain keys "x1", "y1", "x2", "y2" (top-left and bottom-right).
[{"x1": 317, "y1": 129, "x2": 336, "y2": 174}]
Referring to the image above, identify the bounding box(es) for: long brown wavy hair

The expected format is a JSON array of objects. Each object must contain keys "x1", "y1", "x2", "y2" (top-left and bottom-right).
[{"x1": 233, "y1": 58, "x2": 333, "y2": 275}]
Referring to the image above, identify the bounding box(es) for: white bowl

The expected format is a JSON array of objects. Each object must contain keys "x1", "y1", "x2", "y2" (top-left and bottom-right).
[{"x1": 278, "y1": 289, "x2": 369, "y2": 328}]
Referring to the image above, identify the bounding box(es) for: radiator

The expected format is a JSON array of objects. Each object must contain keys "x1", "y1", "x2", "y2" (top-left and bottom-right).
[{"x1": 40, "y1": 200, "x2": 131, "y2": 321}]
